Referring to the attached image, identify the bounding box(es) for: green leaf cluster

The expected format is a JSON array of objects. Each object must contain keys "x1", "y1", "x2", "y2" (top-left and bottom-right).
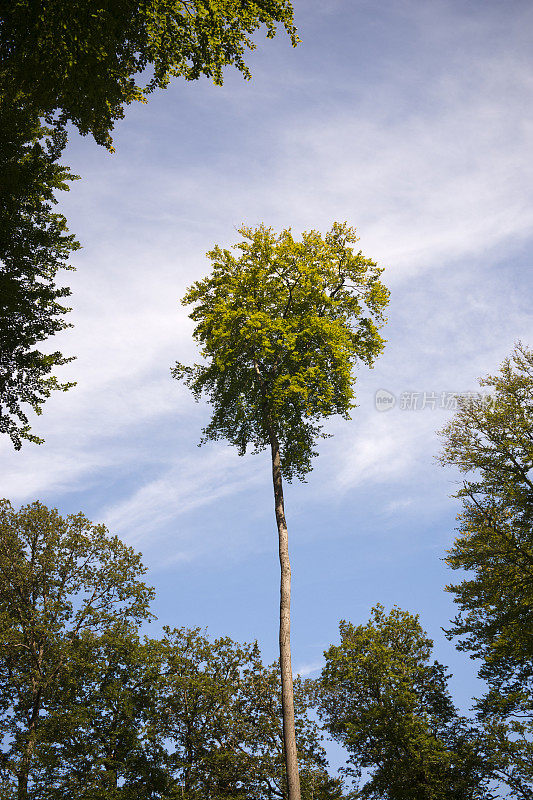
[
  {"x1": 0, "y1": 499, "x2": 154, "y2": 797},
  {"x1": 1, "y1": 0, "x2": 298, "y2": 149},
  {"x1": 316, "y1": 606, "x2": 490, "y2": 800},
  {"x1": 174, "y1": 223, "x2": 389, "y2": 480},
  {"x1": 33, "y1": 631, "x2": 169, "y2": 799},
  {"x1": 0, "y1": 102, "x2": 80, "y2": 448},
  {"x1": 438, "y1": 343, "x2": 533, "y2": 798},
  {"x1": 156, "y1": 626, "x2": 342, "y2": 799},
  {"x1": 439, "y1": 343, "x2": 533, "y2": 668}
]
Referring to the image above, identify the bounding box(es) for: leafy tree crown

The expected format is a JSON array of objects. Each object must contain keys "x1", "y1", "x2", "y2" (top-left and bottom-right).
[
  {"x1": 317, "y1": 606, "x2": 489, "y2": 800},
  {"x1": 174, "y1": 222, "x2": 389, "y2": 480},
  {"x1": 438, "y1": 343, "x2": 533, "y2": 684},
  {"x1": 0, "y1": 499, "x2": 155, "y2": 795}
]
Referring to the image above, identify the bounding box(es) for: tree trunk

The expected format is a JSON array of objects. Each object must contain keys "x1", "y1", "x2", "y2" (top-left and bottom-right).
[
  {"x1": 18, "y1": 690, "x2": 41, "y2": 800},
  {"x1": 18, "y1": 772, "x2": 29, "y2": 800},
  {"x1": 268, "y1": 427, "x2": 301, "y2": 800}
]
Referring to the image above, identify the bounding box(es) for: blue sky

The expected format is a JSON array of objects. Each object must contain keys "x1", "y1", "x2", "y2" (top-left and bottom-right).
[{"x1": 3, "y1": 0, "x2": 533, "y2": 775}]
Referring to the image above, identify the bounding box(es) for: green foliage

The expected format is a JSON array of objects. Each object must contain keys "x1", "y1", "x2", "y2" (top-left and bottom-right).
[
  {"x1": 438, "y1": 342, "x2": 533, "y2": 668},
  {"x1": 35, "y1": 631, "x2": 170, "y2": 799},
  {"x1": 174, "y1": 223, "x2": 389, "y2": 480},
  {"x1": 475, "y1": 717, "x2": 533, "y2": 800},
  {"x1": 0, "y1": 499, "x2": 155, "y2": 796},
  {"x1": 158, "y1": 626, "x2": 343, "y2": 799},
  {"x1": 0, "y1": 0, "x2": 298, "y2": 149},
  {"x1": 0, "y1": 504, "x2": 346, "y2": 799},
  {"x1": 438, "y1": 343, "x2": 533, "y2": 799},
  {"x1": 316, "y1": 606, "x2": 490, "y2": 800},
  {"x1": 0, "y1": 102, "x2": 79, "y2": 448}
]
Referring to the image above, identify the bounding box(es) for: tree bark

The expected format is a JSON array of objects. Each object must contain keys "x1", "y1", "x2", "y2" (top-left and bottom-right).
[
  {"x1": 18, "y1": 771, "x2": 29, "y2": 800},
  {"x1": 18, "y1": 689, "x2": 41, "y2": 800},
  {"x1": 268, "y1": 426, "x2": 301, "y2": 800}
]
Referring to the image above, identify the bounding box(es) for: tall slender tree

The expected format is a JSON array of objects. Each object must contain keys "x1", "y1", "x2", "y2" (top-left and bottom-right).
[{"x1": 173, "y1": 222, "x2": 389, "y2": 799}]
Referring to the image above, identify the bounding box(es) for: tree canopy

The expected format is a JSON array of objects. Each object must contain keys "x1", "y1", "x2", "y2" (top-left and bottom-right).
[
  {"x1": 0, "y1": 499, "x2": 347, "y2": 799},
  {"x1": 174, "y1": 222, "x2": 389, "y2": 480},
  {"x1": 158, "y1": 626, "x2": 343, "y2": 799},
  {"x1": 0, "y1": 0, "x2": 297, "y2": 447},
  {"x1": 438, "y1": 343, "x2": 533, "y2": 799},
  {"x1": 316, "y1": 606, "x2": 490, "y2": 800},
  {"x1": 0, "y1": 499, "x2": 154, "y2": 798},
  {"x1": 32, "y1": 630, "x2": 169, "y2": 799},
  {"x1": 0, "y1": 105, "x2": 79, "y2": 448},
  {"x1": 439, "y1": 342, "x2": 533, "y2": 669},
  {"x1": 0, "y1": 0, "x2": 298, "y2": 149}
]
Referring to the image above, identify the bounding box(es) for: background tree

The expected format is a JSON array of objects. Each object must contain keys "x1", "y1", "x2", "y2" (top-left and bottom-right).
[
  {"x1": 174, "y1": 222, "x2": 389, "y2": 800},
  {"x1": 0, "y1": 103, "x2": 79, "y2": 448},
  {"x1": 34, "y1": 631, "x2": 169, "y2": 800},
  {"x1": 0, "y1": 499, "x2": 154, "y2": 799},
  {"x1": 316, "y1": 605, "x2": 490, "y2": 800},
  {"x1": 21, "y1": 624, "x2": 345, "y2": 799},
  {"x1": 0, "y1": 0, "x2": 298, "y2": 446},
  {"x1": 438, "y1": 343, "x2": 533, "y2": 799},
  {"x1": 159, "y1": 626, "x2": 345, "y2": 799}
]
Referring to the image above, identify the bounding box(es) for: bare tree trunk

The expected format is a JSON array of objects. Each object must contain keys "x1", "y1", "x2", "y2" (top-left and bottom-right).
[{"x1": 268, "y1": 427, "x2": 301, "y2": 800}]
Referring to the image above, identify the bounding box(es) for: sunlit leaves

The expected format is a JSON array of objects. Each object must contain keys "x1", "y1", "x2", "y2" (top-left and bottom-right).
[{"x1": 174, "y1": 223, "x2": 389, "y2": 480}]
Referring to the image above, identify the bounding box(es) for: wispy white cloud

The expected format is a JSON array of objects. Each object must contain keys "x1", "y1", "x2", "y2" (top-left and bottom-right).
[
  {"x1": 295, "y1": 660, "x2": 324, "y2": 678},
  {"x1": 334, "y1": 413, "x2": 423, "y2": 491},
  {"x1": 384, "y1": 498, "x2": 413, "y2": 515},
  {"x1": 101, "y1": 445, "x2": 265, "y2": 563}
]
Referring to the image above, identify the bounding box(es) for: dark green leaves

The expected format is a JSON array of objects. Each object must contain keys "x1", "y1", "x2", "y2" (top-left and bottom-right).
[
  {"x1": 0, "y1": 499, "x2": 154, "y2": 793},
  {"x1": 438, "y1": 343, "x2": 533, "y2": 800},
  {"x1": 0, "y1": 0, "x2": 298, "y2": 149},
  {"x1": 316, "y1": 606, "x2": 490, "y2": 800},
  {"x1": 158, "y1": 626, "x2": 337, "y2": 799},
  {"x1": 0, "y1": 106, "x2": 79, "y2": 448},
  {"x1": 439, "y1": 343, "x2": 533, "y2": 669}
]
